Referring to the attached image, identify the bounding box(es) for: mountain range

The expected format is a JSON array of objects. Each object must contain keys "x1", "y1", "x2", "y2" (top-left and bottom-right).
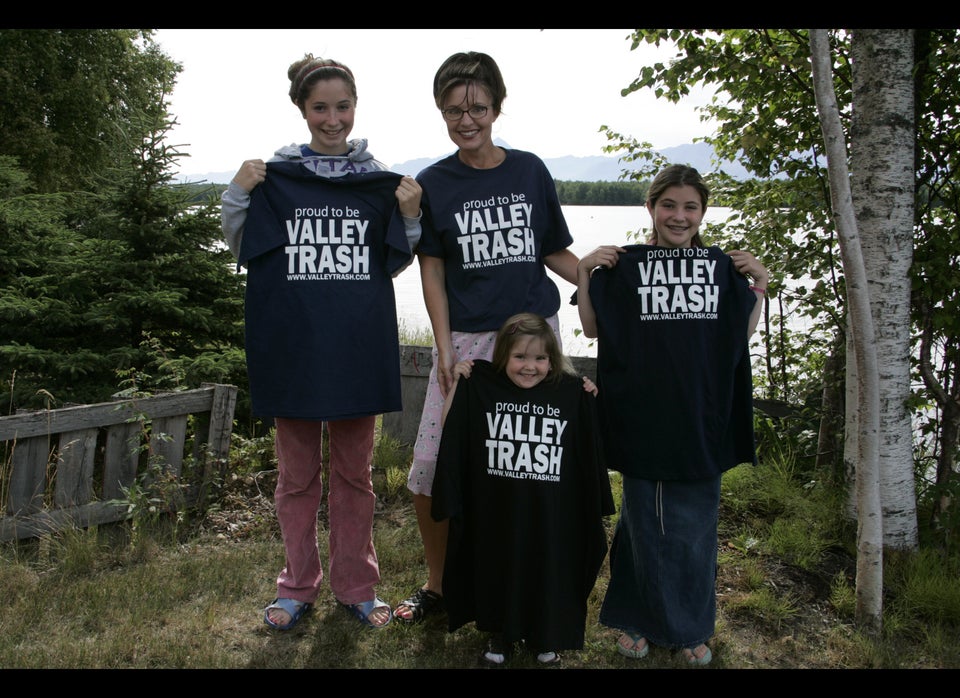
[{"x1": 177, "y1": 141, "x2": 750, "y2": 185}]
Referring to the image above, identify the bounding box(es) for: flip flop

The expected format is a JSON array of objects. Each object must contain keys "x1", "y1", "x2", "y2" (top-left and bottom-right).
[
  {"x1": 683, "y1": 644, "x2": 712, "y2": 666},
  {"x1": 339, "y1": 597, "x2": 392, "y2": 628},
  {"x1": 263, "y1": 598, "x2": 312, "y2": 631},
  {"x1": 616, "y1": 632, "x2": 649, "y2": 659}
]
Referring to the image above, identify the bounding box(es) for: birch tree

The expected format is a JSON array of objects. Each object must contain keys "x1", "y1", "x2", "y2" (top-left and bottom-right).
[
  {"x1": 612, "y1": 29, "x2": 923, "y2": 550},
  {"x1": 849, "y1": 30, "x2": 918, "y2": 551},
  {"x1": 810, "y1": 29, "x2": 912, "y2": 633}
]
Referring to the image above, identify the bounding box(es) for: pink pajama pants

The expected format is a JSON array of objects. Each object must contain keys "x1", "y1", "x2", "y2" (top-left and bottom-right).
[{"x1": 272, "y1": 415, "x2": 380, "y2": 606}]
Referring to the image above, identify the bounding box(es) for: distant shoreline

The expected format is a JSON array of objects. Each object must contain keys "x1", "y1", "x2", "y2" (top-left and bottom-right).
[{"x1": 174, "y1": 142, "x2": 750, "y2": 185}]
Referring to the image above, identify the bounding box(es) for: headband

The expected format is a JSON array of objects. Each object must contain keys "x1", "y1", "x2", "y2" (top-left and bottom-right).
[{"x1": 292, "y1": 62, "x2": 355, "y2": 100}]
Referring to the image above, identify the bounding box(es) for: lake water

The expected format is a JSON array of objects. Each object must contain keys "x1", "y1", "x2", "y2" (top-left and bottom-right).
[{"x1": 394, "y1": 205, "x2": 735, "y2": 357}]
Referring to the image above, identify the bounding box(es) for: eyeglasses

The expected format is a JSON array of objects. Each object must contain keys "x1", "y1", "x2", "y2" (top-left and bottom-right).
[{"x1": 440, "y1": 104, "x2": 489, "y2": 121}]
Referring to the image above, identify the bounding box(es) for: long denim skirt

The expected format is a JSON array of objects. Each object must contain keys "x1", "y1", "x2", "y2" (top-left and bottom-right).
[{"x1": 599, "y1": 474, "x2": 721, "y2": 649}]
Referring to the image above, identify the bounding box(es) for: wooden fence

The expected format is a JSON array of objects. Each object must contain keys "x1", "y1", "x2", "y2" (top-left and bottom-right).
[
  {"x1": 0, "y1": 383, "x2": 238, "y2": 542},
  {"x1": 1, "y1": 345, "x2": 787, "y2": 542}
]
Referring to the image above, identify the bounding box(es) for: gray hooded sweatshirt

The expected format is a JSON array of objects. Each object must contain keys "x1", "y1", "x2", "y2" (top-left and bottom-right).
[{"x1": 220, "y1": 139, "x2": 421, "y2": 273}]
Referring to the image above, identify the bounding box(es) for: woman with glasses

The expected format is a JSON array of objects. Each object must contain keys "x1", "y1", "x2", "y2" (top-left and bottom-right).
[{"x1": 394, "y1": 51, "x2": 581, "y2": 635}]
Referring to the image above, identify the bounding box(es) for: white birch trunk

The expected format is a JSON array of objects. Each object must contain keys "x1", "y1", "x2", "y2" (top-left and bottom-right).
[
  {"x1": 809, "y1": 28, "x2": 883, "y2": 634},
  {"x1": 851, "y1": 28, "x2": 918, "y2": 551},
  {"x1": 844, "y1": 316, "x2": 859, "y2": 519}
]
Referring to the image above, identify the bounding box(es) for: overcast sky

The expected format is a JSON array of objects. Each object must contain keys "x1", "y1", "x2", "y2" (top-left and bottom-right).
[{"x1": 154, "y1": 28, "x2": 716, "y2": 178}]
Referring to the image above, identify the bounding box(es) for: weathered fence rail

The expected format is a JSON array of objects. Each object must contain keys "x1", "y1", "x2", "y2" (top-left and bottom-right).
[
  {"x1": 2, "y1": 344, "x2": 784, "y2": 542},
  {"x1": 0, "y1": 383, "x2": 238, "y2": 542}
]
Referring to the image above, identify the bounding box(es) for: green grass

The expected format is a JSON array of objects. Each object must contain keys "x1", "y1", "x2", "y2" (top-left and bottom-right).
[
  {"x1": 398, "y1": 319, "x2": 433, "y2": 348},
  {"x1": 1, "y1": 425, "x2": 958, "y2": 669}
]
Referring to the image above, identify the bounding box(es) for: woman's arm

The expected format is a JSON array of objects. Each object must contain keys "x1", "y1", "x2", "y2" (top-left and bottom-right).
[
  {"x1": 420, "y1": 254, "x2": 456, "y2": 398},
  {"x1": 544, "y1": 248, "x2": 580, "y2": 286}
]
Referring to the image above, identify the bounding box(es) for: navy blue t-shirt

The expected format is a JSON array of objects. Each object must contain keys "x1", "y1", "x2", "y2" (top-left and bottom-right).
[
  {"x1": 590, "y1": 244, "x2": 758, "y2": 480},
  {"x1": 239, "y1": 161, "x2": 412, "y2": 420},
  {"x1": 416, "y1": 149, "x2": 573, "y2": 332}
]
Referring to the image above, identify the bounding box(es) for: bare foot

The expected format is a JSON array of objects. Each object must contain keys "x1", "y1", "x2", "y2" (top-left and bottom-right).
[
  {"x1": 682, "y1": 644, "x2": 712, "y2": 665},
  {"x1": 264, "y1": 598, "x2": 310, "y2": 630},
  {"x1": 616, "y1": 633, "x2": 649, "y2": 659},
  {"x1": 266, "y1": 607, "x2": 292, "y2": 626},
  {"x1": 367, "y1": 604, "x2": 391, "y2": 627}
]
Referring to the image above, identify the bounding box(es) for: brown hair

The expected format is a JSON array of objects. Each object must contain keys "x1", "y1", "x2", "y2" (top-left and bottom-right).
[
  {"x1": 433, "y1": 51, "x2": 507, "y2": 114},
  {"x1": 491, "y1": 313, "x2": 574, "y2": 383},
  {"x1": 288, "y1": 54, "x2": 357, "y2": 113},
  {"x1": 645, "y1": 164, "x2": 709, "y2": 248}
]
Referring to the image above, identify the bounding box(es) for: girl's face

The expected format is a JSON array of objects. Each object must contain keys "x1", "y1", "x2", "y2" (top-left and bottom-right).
[
  {"x1": 302, "y1": 78, "x2": 355, "y2": 155},
  {"x1": 648, "y1": 184, "x2": 706, "y2": 248},
  {"x1": 505, "y1": 335, "x2": 551, "y2": 389},
  {"x1": 440, "y1": 83, "x2": 498, "y2": 156}
]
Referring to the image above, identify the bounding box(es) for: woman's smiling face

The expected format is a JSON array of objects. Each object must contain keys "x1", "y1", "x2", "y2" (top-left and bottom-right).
[{"x1": 439, "y1": 83, "x2": 498, "y2": 156}]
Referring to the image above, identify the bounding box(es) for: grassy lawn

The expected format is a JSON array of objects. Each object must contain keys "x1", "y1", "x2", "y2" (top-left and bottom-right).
[{"x1": 1, "y1": 427, "x2": 958, "y2": 670}]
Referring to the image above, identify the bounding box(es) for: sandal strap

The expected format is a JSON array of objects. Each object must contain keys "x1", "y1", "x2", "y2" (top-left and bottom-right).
[
  {"x1": 266, "y1": 598, "x2": 307, "y2": 615},
  {"x1": 339, "y1": 597, "x2": 392, "y2": 628},
  {"x1": 396, "y1": 587, "x2": 444, "y2": 622},
  {"x1": 402, "y1": 587, "x2": 441, "y2": 606}
]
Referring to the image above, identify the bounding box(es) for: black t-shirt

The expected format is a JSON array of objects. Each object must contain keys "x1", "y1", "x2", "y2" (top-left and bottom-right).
[{"x1": 432, "y1": 360, "x2": 615, "y2": 650}]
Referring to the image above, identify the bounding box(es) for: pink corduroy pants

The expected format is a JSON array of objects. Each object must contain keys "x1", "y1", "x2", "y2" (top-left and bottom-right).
[{"x1": 272, "y1": 415, "x2": 380, "y2": 605}]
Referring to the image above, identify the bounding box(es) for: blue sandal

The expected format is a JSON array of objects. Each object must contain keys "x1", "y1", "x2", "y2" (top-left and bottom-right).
[
  {"x1": 683, "y1": 644, "x2": 712, "y2": 666},
  {"x1": 616, "y1": 632, "x2": 649, "y2": 659},
  {"x1": 339, "y1": 597, "x2": 392, "y2": 628},
  {"x1": 263, "y1": 598, "x2": 312, "y2": 631}
]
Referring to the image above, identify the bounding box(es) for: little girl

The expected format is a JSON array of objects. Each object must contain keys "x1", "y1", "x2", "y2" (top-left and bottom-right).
[{"x1": 430, "y1": 312, "x2": 615, "y2": 667}]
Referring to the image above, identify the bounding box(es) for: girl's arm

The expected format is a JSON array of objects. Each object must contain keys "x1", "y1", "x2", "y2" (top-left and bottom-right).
[
  {"x1": 221, "y1": 159, "x2": 267, "y2": 259},
  {"x1": 728, "y1": 250, "x2": 769, "y2": 338},
  {"x1": 575, "y1": 246, "x2": 625, "y2": 338},
  {"x1": 393, "y1": 176, "x2": 423, "y2": 277}
]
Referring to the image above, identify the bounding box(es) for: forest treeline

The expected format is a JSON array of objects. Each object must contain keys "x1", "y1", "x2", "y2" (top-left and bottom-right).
[{"x1": 554, "y1": 179, "x2": 648, "y2": 205}]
